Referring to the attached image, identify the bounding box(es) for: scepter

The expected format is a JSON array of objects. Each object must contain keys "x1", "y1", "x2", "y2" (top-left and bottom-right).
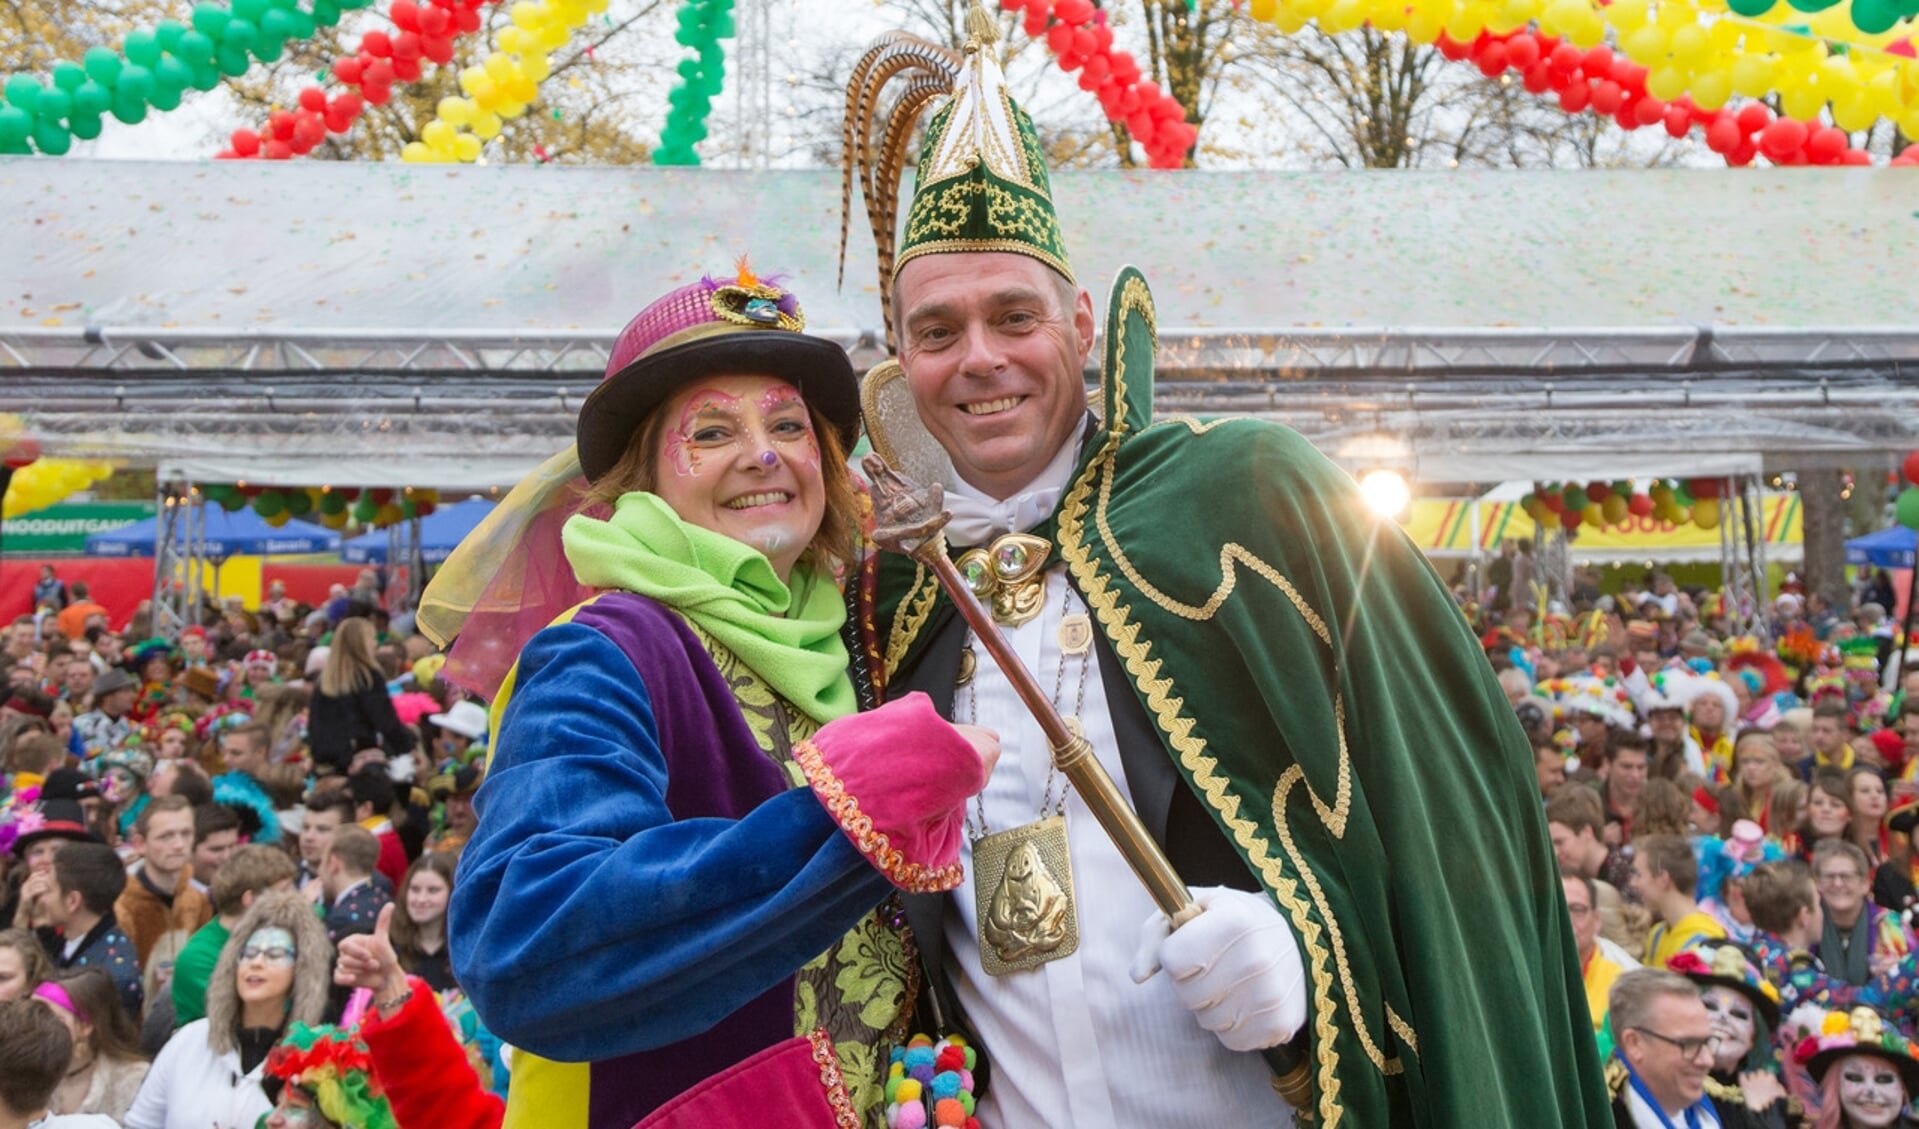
[{"x1": 863, "y1": 453, "x2": 1312, "y2": 1106}]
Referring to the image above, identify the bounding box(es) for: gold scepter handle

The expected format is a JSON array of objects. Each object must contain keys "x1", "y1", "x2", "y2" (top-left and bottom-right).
[
  {"x1": 864, "y1": 452, "x2": 1313, "y2": 1111},
  {"x1": 863, "y1": 453, "x2": 1201, "y2": 929}
]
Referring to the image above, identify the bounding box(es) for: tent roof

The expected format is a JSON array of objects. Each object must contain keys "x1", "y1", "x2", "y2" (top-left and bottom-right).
[
  {"x1": 84, "y1": 505, "x2": 341, "y2": 560},
  {"x1": 1847, "y1": 525, "x2": 1916, "y2": 569},
  {"x1": 342, "y1": 498, "x2": 496, "y2": 564}
]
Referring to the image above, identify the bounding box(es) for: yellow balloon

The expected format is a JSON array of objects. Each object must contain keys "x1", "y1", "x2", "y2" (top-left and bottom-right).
[
  {"x1": 1693, "y1": 499, "x2": 1720, "y2": 530},
  {"x1": 497, "y1": 26, "x2": 528, "y2": 54},
  {"x1": 453, "y1": 133, "x2": 483, "y2": 162},
  {"x1": 1729, "y1": 54, "x2": 1775, "y2": 97},
  {"x1": 520, "y1": 53, "x2": 552, "y2": 82},
  {"x1": 1690, "y1": 70, "x2": 1732, "y2": 109},
  {"x1": 1249, "y1": 0, "x2": 1279, "y2": 18},
  {"x1": 471, "y1": 111, "x2": 503, "y2": 139},
  {"x1": 400, "y1": 141, "x2": 434, "y2": 163},
  {"x1": 1623, "y1": 24, "x2": 1669, "y2": 63},
  {"x1": 1647, "y1": 65, "x2": 1688, "y2": 101},
  {"x1": 510, "y1": 1, "x2": 543, "y2": 29},
  {"x1": 1670, "y1": 24, "x2": 1710, "y2": 64},
  {"x1": 484, "y1": 52, "x2": 516, "y2": 82},
  {"x1": 538, "y1": 23, "x2": 568, "y2": 50},
  {"x1": 422, "y1": 119, "x2": 456, "y2": 149}
]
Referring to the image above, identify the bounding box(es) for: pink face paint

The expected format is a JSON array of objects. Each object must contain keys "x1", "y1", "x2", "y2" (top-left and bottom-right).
[
  {"x1": 666, "y1": 387, "x2": 748, "y2": 478},
  {"x1": 756, "y1": 383, "x2": 820, "y2": 470}
]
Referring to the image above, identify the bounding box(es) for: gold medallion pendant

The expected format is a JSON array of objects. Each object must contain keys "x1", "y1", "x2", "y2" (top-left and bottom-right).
[
  {"x1": 971, "y1": 815, "x2": 1079, "y2": 975},
  {"x1": 954, "y1": 533, "x2": 1051, "y2": 628}
]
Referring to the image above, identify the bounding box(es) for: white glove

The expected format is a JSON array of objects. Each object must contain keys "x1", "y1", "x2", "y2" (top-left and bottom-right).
[{"x1": 1129, "y1": 885, "x2": 1307, "y2": 1053}]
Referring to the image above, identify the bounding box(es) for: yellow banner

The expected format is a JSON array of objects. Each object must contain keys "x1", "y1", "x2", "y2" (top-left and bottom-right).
[{"x1": 1402, "y1": 494, "x2": 1803, "y2": 557}]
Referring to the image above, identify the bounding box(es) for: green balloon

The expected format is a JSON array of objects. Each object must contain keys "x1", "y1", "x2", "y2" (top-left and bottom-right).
[
  {"x1": 83, "y1": 47, "x2": 123, "y2": 87},
  {"x1": 400, "y1": 498, "x2": 417, "y2": 519},
  {"x1": 232, "y1": 0, "x2": 268, "y2": 22},
  {"x1": 222, "y1": 18, "x2": 257, "y2": 49},
  {"x1": 285, "y1": 490, "x2": 313, "y2": 517},
  {"x1": 202, "y1": 484, "x2": 233, "y2": 503},
  {"x1": 117, "y1": 64, "x2": 154, "y2": 101},
  {"x1": 51, "y1": 61, "x2": 85, "y2": 92},
  {"x1": 319, "y1": 492, "x2": 346, "y2": 515},
  {"x1": 219, "y1": 493, "x2": 244, "y2": 512},
  {"x1": 32, "y1": 119, "x2": 71, "y2": 155},
  {"x1": 1852, "y1": 0, "x2": 1901, "y2": 32},
  {"x1": 176, "y1": 30, "x2": 215, "y2": 64},
  {"x1": 1564, "y1": 486, "x2": 1589, "y2": 512},
  {"x1": 311, "y1": 0, "x2": 341, "y2": 26},
  {"x1": 110, "y1": 89, "x2": 147, "y2": 124},
  {"x1": 155, "y1": 56, "x2": 194, "y2": 92},
  {"x1": 352, "y1": 497, "x2": 378, "y2": 523},
  {"x1": 69, "y1": 111, "x2": 102, "y2": 140},
  {"x1": 190, "y1": 3, "x2": 230, "y2": 39},
  {"x1": 4, "y1": 75, "x2": 41, "y2": 112},
  {"x1": 1786, "y1": 0, "x2": 1835, "y2": 12},
  {"x1": 37, "y1": 88, "x2": 71, "y2": 122},
  {"x1": 252, "y1": 37, "x2": 286, "y2": 64},
  {"x1": 1898, "y1": 488, "x2": 1919, "y2": 531},
  {"x1": 336, "y1": 0, "x2": 372, "y2": 10},
  {"x1": 0, "y1": 107, "x2": 29, "y2": 146},
  {"x1": 149, "y1": 84, "x2": 182, "y2": 111},
  {"x1": 252, "y1": 492, "x2": 285, "y2": 518},
  {"x1": 190, "y1": 62, "x2": 222, "y2": 91},
  {"x1": 260, "y1": 9, "x2": 294, "y2": 42},
  {"x1": 72, "y1": 81, "x2": 110, "y2": 116},
  {"x1": 216, "y1": 44, "x2": 251, "y2": 77},
  {"x1": 124, "y1": 30, "x2": 161, "y2": 67},
  {"x1": 285, "y1": 9, "x2": 315, "y2": 38},
  {"x1": 155, "y1": 20, "x2": 187, "y2": 52}
]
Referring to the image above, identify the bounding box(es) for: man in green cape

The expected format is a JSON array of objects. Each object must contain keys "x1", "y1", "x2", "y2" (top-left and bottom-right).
[{"x1": 845, "y1": 10, "x2": 1610, "y2": 1127}]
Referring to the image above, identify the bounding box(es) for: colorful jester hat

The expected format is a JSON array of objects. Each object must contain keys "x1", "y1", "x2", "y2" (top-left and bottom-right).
[
  {"x1": 897, "y1": 5, "x2": 1073, "y2": 287},
  {"x1": 264, "y1": 1024, "x2": 398, "y2": 1129}
]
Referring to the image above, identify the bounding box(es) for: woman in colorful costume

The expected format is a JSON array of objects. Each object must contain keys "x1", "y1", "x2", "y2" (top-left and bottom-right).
[
  {"x1": 1784, "y1": 1004, "x2": 1919, "y2": 1128},
  {"x1": 435, "y1": 265, "x2": 994, "y2": 1129},
  {"x1": 1664, "y1": 941, "x2": 1796, "y2": 1127}
]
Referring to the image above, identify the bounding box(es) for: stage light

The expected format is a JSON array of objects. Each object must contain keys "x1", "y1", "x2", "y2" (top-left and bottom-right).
[{"x1": 1359, "y1": 468, "x2": 1410, "y2": 519}]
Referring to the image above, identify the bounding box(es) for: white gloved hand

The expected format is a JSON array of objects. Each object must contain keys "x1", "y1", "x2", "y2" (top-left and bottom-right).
[{"x1": 1129, "y1": 885, "x2": 1307, "y2": 1053}]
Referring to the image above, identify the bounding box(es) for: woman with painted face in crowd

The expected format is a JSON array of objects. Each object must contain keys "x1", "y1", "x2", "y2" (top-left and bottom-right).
[
  {"x1": 1787, "y1": 1004, "x2": 1919, "y2": 1129},
  {"x1": 123, "y1": 891, "x2": 332, "y2": 1129},
  {"x1": 1665, "y1": 941, "x2": 1796, "y2": 1128}
]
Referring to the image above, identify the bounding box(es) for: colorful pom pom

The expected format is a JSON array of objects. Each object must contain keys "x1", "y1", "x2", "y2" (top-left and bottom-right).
[{"x1": 935, "y1": 1098, "x2": 968, "y2": 1126}]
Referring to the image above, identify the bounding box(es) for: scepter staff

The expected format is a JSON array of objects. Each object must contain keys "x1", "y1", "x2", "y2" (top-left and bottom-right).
[{"x1": 863, "y1": 452, "x2": 1312, "y2": 1107}]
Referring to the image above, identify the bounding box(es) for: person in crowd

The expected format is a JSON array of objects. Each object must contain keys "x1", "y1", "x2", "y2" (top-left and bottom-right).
[
  {"x1": 34, "y1": 970, "x2": 150, "y2": 1121},
  {"x1": 7, "y1": 733, "x2": 64, "y2": 800},
  {"x1": 424, "y1": 764, "x2": 481, "y2": 857},
  {"x1": 251, "y1": 684, "x2": 311, "y2": 764},
  {"x1": 1634, "y1": 778, "x2": 1697, "y2": 840},
  {"x1": 1635, "y1": 833, "x2": 1729, "y2": 967},
  {"x1": 1807, "y1": 771, "x2": 1857, "y2": 860},
  {"x1": 71, "y1": 669, "x2": 136, "y2": 759},
  {"x1": 34, "y1": 566, "x2": 68, "y2": 614},
  {"x1": 441, "y1": 264, "x2": 995, "y2": 1128},
  {"x1": 1569, "y1": 703, "x2": 1616, "y2": 778},
  {"x1": 1786, "y1": 1004, "x2": 1919, "y2": 1129},
  {"x1": 339, "y1": 770, "x2": 405, "y2": 891},
  {"x1": 1550, "y1": 784, "x2": 1643, "y2": 915},
  {"x1": 7, "y1": 798, "x2": 97, "y2": 932},
  {"x1": 124, "y1": 891, "x2": 331, "y2": 1129},
  {"x1": 0, "y1": 997, "x2": 120, "y2": 1129},
  {"x1": 35, "y1": 843, "x2": 141, "y2": 1018},
  {"x1": 113, "y1": 796, "x2": 212, "y2": 968},
  {"x1": 1734, "y1": 731, "x2": 1786, "y2": 835},
  {"x1": 0, "y1": 928, "x2": 49, "y2": 1001},
  {"x1": 1566, "y1": 872, "x2": 1638, "y2": 1033},
  {"x1": 1661, "y1": 943, "x2": 1791, "y2": 1129},
  {"x1": 261, "y1": 1022, "x2": 403, "y2": 1129},
  {"x1": 188, "y1": 803, "x2": 241, "y2": 890},
  {"x1": 1648, "y1": 696, "x2": 1706, "y2": 780},
  {"x1": 329, "y1": 898, "x2": 504, "y2": 1129},
  {"x1": 217, "y1": 723, "x2": 305, "y2": 811},
  {"x1": 1535, "y1": 735, "x2": 1568, "y2": 800},
  {"x1": 1606, "y1": 970, "x2": 1751, "y2": 1128},
  {"x1": 1844, "y1": 767, "x2": 1891, "y2": 868},
  {"x1": 1690, "y1": 784, "x2": 1749, "y2": 839},
  {"x1": 1769, "y1": 779, "x2": 1811, "y2": 859},
  {"x1": 1812, "y1": 840, "x2": 1913, "y2": 987},
  {"x1": 172, "y1": 845, "x2": 298, "y2": 1028},
  {"x1": 307, "y1": 619, "x2": 415, "y2": 775},
  {"x1": 1606, "y1": 733, "x2": 1655, "y2": 843},
  {"x1": 389, "y1": 852, "x2": 455, "y2": 993},
  {"x1": 320, "y1": 825, "x2": 390, "y2": 946},
  {"x1": 1688, "y1": 681, "x2": 1739, "y2": 785},
  {"x1": 54, "y1": 583, "x2": 107, "y2": 642},
  {"x1": 426, "y1": 699, "x2": 488, "y2": 766},
  {"x1": 1810, "y1": 703, "x2": 1859, "y2": 777},
  {"x1": 296, "y1": 789, "x2": 356, "y2": 893}
]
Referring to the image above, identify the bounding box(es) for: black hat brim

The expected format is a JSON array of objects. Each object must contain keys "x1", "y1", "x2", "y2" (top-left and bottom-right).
[
  {"x1": 1807, "y1": 1043, "x2": 1919, "y2": 1095},
  {"x1": 1679, "y1": 971, "x2": 1780, "y2": 1028},
  {"x1": 577, "y1": 331, "x2": 859, "y2": 485},
  {"x1": 12, "y1": 823, "x2": 102, "y2": 856}
]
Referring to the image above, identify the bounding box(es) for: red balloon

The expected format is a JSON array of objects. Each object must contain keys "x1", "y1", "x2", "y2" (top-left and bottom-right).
[
  {"x1": 1894, "y1": 147, "x2": 1919, "y2": 167},
  {"x1": 1759, "y1": 118, "x2": 1807, "y2": 161},
  {"x1": 419, "y1": 6, "x2": 450, "y2": 34},
  {"x1": 1558, "y1": 81, "x2": 1591, "y2": 113},
  {"x1": 1090, "y1": 22, "x2": 1114, "y2": 52},
  {"x1": 333, "y1": 56, "x2": 364, "y2": 85},
  {"x1": 1046, "y1": 22, "x2": 1074, "y2": 53},
  {"x1": 1901, "y1": 450, "x2": 1919, "y2": 485},
  {"x1": 421, "y1": 35, "x2": 453, "y2": 64},
  {"x1": 1549, "y1": 42, "x2": 1582, "y2": 72},
  {"x1": 1586, "y1": 481, "x2": 1611, "y2": 502},
  {"x1": 1808, "y1": 126, "x2": 1848, "y2": 164},
  {"x1": 268, "y1": 110, "x2": 295, "y2": 140},
  {"x1": 1110, "y1": 54, "x2": 1140, "y2": 86},
  {"x1": 1687, "y1": 477, "x2": 1719, "y2": 500},
  {"x1": 1727, "y1": 138, "x2": 1756, "y2": 167},
  {"x1": 390, "y1": 0, "x2": 421, "y2": 31},
  {"x1": 1840, "y1": 149, "x2": 1872, "y2": 166},
  {"x1": 1663, "y1": 103, "x2": 1691, "y2": 138},
  {"x1": 1590, "y1": 80, "x2": 1623, "y2": 115},
  {"x1": 1539, "y1": 491, "x2": 1565, "y2": 513},
  {"x1": 1476, "y1": 42, "x2": 1508, "y2": 77},
  {"x1": 361, "y1": 32, "x2": 392, "y2": 58},
  {"x1": 361, "y1": 81, "x2": 391, "y2": 106},
  {"x1": 451, "y1": 6, "x2": 480, "y2": 32},
  {"x1": 332, "y1": 92, "x2": 363, "y2": 118},
  {"x1": 230, "y1": 129, "x2": 261, "y2": 157},
  {"x1": 1634, "y1": 96, "x2": 1665, "y2": 127},
  {"x1": 1582, "y1": 45, "x2": 1613, "y2": 75},
  {"x1": 1735, "y1": 103, "x2": 1771, "y2": 134},
  {"x1": 3, "y1": 437, "x2": 41, "y2": 468},
  {"x1": 363, "y1": 59, "x2": 395, "y2": 87},
  {"x1": 1055, "y1": 0, "x2": 1094, "y2": 23},
  {"x1": 298, "y1": 87, "x2": 326, "y2": 113},
  {"x1": 1505, "y1": 34, "x2": 1541, "y2": 70},
  {"x1": 390, "y1": 56, "x2": 422, "y2": 83},
  {"x1": 391, "y1": 31, "x2": 422, "y2": 62},
  {"x1": 1705, "y1": 117, "x2": 1741, "y2": 154},
  {"x1": 1628, "y1": 494, "x2": 1654, "y2": 517},
  {"x1": 1436, "y1": 33, "x2": 1471, "y2": 61},
  {"x1": 1522, "y1": 63, "x2": 1551, "y2": 93},
  {"x1": 1562, "y1": 509, "x2": 1584, "y2": 531}
]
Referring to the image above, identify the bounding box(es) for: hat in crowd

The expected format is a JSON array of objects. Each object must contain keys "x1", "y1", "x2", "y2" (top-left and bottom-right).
[
  {"x1": 428, "y1": 699, "x2": 489, "y2": 741},
  {"x1": 182, "y1": 625, "x2": 208, "y2": 640},
  {"x1": 1786, "y1": 1005, "x2": 1919, "y2": 1094},
  {"x1": 305, "y1": 646, "x2": 331, "y2": 678},
  {"x1": 2, "y1": 691, "x2": 51, "y2": 719},
  {"x1": 412, "y1": 654, "x2": 446, "y2": 690},
  {"x1": 127, "y1": 636, "x2": 175, "y2": 666},
  {"x1": 91, "y1": 667, "x2": 137, "y2": 698},
  {"x1": 244, "y1": 649, "x2": 277, "y2": 671},
  {"x1": 1537, "y1": 676, "x2": 1635, "y2": 730},
  {"x1": 1694, "y1": 822, "x2": 1785, "y2": 906},
  {"x1": 264, "y1": 1024, "x2": 398, "y2": 1129},
  {"x1": 180, "y1": 665, "x2": 221, "y2": 701},
  {"x1": 40, "y1": 768, "x2": 101, "y2": 803},
  {"x1": 9, "y1": 797, "x2": 103, "y2": 857},
  {"x1": 1679, "y1": 629, "x2": 1717, "y2": 659},
  {"x1": 1665, "y1": 941, "x2": 1781, "y2": 1027},
  {"x1": 429, "y1": 763, "x2": 484, "y2": 801},
  {"x1": 575, "y1": 258, "x2": 859, "y2": 484},
  {"x1": 1676, "y1": 672, "x2": 1740, "y2": 722}
]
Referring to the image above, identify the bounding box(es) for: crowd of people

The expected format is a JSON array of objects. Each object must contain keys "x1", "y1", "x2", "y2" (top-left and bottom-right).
[
  {"x1": 0, "y1": 585, "x2": 503, "y2": 1129},
  {"x1": 1489, "y1": 559, "x2": 1919, "y2": 1125}
]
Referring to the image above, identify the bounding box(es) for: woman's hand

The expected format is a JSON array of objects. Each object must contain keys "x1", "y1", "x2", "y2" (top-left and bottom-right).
[
  {"x1": 951, "y1": 723, "x2": 1001, "y2": 784},
  {"x1": 335, "y1": 903, "x2": 409, "y2": 1014},
  {"x1": 1738, "y1": 1070, "x2": 1786, "y2": 1110}
]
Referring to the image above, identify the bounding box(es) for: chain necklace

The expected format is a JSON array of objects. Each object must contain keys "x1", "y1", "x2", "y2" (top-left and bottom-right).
[{"x1": 960, "y1": 581, "x2": 1092, "y2": 975}]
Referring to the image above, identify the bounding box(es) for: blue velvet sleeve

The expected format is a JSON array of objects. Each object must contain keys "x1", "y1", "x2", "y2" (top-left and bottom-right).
[{"x1": 448, "y1": 622, "x2": 892, "y2": 1062}]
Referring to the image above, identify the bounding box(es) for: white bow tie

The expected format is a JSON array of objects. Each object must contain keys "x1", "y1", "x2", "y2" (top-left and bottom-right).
[{"x1": 941, "y1": 486, "x2": 1064, "y2": 548}]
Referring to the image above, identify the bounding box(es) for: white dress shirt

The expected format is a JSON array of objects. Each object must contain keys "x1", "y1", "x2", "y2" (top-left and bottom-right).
[{"x1": 941, "y1": 444, "x2": 1293, "y2": 1127}]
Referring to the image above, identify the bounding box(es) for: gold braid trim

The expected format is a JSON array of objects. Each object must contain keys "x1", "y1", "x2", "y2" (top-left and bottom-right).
[
  {"x1": 883, "y1": 562, "x2": 939, "y2": 680},
  {"x1": 793, "y1": 738, "x2": 964, "y2": 894},
  {"x1": 806, "y1": 1028, "x2": 863, "y2": 1129}
]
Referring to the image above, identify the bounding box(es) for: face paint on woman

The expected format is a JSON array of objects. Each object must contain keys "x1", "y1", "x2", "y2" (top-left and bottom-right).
[
  {"x1": 1699, "y1": 986, "x2": 1754, "y2": 1074},
  {"x1": 1837, "y1": 1055, "x2": 1906, "y2": 1128},
  {"x1": 664, "y1": 388, "x2": 749, "y2": 479},
  {"x1": 240, "y1": 927, "x2": 297, "y2": 966}
]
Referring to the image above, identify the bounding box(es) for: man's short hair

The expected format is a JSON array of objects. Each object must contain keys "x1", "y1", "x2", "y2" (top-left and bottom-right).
[
  {"x1": 193, "y1": 802, "x2": 242, "y2": 846},
  {"x1": 221, "y1": 722, "x2": 269, "y2": 756},
  {"x1": 304, "y1": 787, "x2": 356, "y2": 824},
  {"x1": 69, "y1": 581, "x2": 89, "y2": 600},
  {"x1": 1812, "y1": 838, "x2": 1871, "y2": 882},
  {"x1": 1813, "y1": 701, "x2": 1850, "y2": 723},
  {"x1": 1607, "y1": 733, "x2": 1651, "y2": 762},
  {"x1": 1743, "y1": 859, "x2": 1817, "y2": 936},
  {"x1": 326, "y1": 823, "x2": 380, "y2": 877},
  {"x1": 1545, "y1": 784, "x2": 1606, "y2": 839},
  {"x1": 1634, "y1": 834, "x2": 1697, "y2": 897},
  {"x1": 1609, "y1": 969, "x2": 1700, "y2": 1041},
  {"x1": 347, "y1": 770, "x2": 395, "y2": 814},
  {"x1": 134, "y1": 794, "x2": 194, "y2": 839},
  {"x1": 52, "y1": 842, "x2": 127, "y2": 916},
  {"x1": 208, "y1": 844, "x2": 299, "y2": 916},
  {"x1": 1898, "y1": 699, "x2": 1919, "y2": 723},
  {"x1": 7, "y1": 732, "x2": 64, "y2": 776},
  {"x1": 1563, "y1": 871, "x2": 1598, "y2": 909},
  {"x1": 0, "y1": 998, "x2": 73, "y2": 1114},
  {"x1": 166, "y1": 763, "x2": 214, "y2": 808}
]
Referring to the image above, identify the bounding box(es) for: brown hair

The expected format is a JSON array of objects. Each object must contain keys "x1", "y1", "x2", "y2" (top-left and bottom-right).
[
  {"x1": 319, "y1": 618, "x2": 381, "y2": 698},
  {"x1": 583, "y1": 395, "x2": 860, "y2": 571},
  {"x1": 220, "y1": 722, "x2": 269, "y2": 757},
  {"x1": 133, "y1": 794, "x2": 194, "y2": 839},
  {"x1": 1744, "y1": 858, "x2": 1817, "y2": 935},
  {"x1": 49, "y1": 968, "x2": 147, "y2": 1064},
  {"x1": 1732, "y1": 731, "x2": 1782, "y2": 815},
  {"x1": 1768, "y1": 778, "x2": 1808, "y2": 841},
  {"x1": 1545, "y1": 784, "x2": 1606, "y2": 839},
  {"x1": 390, "y1": 852, "x2": 458, "y2": 976},
  {"x1": 0, "y1": 998, "x2": 70, "y2": 1115},
  {"x1": 325, "y1": 824, "x2": 380, "y2": 878},
  {"x1": 1634, "y1": 833, "x2": 1699, "y2": 897},
  {"x1": 0, "y1": 928, "x2": 50, "y2": 996},
  {"x1": 1632, "y1": 779, "x2": 1692, "y2": 839},
  {"x1": 208, "y1": 844, "x2": 298, "y2": 917},
  {"x1": 8, "y1": 732, "x2": 64, "y2": 777}
]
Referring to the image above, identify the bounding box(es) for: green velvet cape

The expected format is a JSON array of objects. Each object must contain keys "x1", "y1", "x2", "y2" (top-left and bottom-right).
[{"x1": 870, "y1": 268, "x2": 1610, "y2": 1128}]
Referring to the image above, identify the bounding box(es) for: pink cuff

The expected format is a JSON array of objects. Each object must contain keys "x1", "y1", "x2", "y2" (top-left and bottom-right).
[{"x1": 795, "y1": 692, "x2": 984, "y2": 893}]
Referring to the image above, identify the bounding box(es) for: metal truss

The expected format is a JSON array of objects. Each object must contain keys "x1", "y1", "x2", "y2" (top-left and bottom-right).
[{"x1": 1719, "y1": 475, "x2": 1771, "y2": 643}]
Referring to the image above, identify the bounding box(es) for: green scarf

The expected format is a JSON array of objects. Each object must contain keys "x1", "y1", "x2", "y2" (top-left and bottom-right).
[{"x1": 561, "y1": 492, "x2": 855, "y2": 725}]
